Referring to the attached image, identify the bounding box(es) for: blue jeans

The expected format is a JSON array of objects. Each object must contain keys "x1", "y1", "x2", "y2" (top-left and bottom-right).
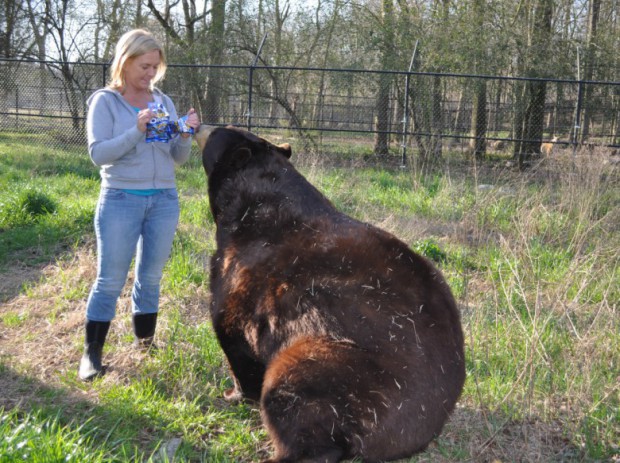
[{"x1": 86, "y1": 188, "x2": 179, "y2": 322}]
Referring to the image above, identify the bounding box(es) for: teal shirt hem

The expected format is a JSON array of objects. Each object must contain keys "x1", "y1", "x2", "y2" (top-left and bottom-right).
[{"x1": 122, "y1": 189, "x2": 165, "y2": 196}]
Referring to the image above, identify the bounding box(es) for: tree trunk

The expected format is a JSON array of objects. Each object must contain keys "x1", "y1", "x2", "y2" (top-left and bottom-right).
[
  {"x1": 1, "y1": 0, "x2": 18, "y2": 58},
  {"x1": 374, "y1": 72, "x2": 391, "y2": 157},
  {"x1": 373, "y1": 0, "x2": 395, "y2": 157},
  {"x1": 580, "y1": 0, "x2": 601, "y2": 143},
  {"x1": 492, "y1": 79, "x2": 502, "y2": 133},
  {"x1": 469, "y1": 78, "x2": 487, "y2": 158},
  {"x1": 512, "y1": 81, "x2": 526, "y2": 159},
  {"x1": 454, "y1": 89, "x2": 466, "y2": 133},
  {"x1": 431, "y1": 74, "x2": 443, "y2": 159},
  {"x1": 204, "y1": 0, "x2": 226, "y2": 124},
  {"x1": 312, "y1": 0, "x2": 341, "y2": 135},
  {"x1": 468, "y1": 0, "x2": 487, "y2": 159},
  {"x1": 25, "y1": 0, "x2": 49, "y2": 107},
  {"x1": 514, "y1": 0, "x2": 553, "y2": 168},
  {"x1": 102, "y1": 0, "x2": 125, "y2": 60},
  {"x1": 521, "y1": 79, "x2": 547, "y2": 157}
]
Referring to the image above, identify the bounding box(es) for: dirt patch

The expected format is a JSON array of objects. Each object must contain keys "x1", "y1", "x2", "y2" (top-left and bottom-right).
[
  {"x1": 0, "y1": 246, "x2": 212, "y2": 393},
  {"x1": 445, "y1": 407, "x2": 580, "y2": 462},
  {"x1": 0, "y1": 248, "x2": 143, "y2": 388},
  {"x1": 0, "y1": 261, "x2": 47, "y2": 302}
]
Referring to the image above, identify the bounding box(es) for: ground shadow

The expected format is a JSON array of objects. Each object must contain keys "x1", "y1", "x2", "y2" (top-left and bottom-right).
[{"x1": 0, "y1": 360, "x2": 263, "y2": 462}]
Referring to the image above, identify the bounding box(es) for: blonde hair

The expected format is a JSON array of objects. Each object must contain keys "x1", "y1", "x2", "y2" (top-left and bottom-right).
[{"x1": 108, "y1": 29, "x2": 167, "y2": 92}]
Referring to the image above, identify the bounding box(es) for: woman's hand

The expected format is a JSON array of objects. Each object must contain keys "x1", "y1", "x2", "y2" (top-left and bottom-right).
[
  {"x1": 137, "y1": 108, "x2": 154, "y2": 133},
  {"x1": 181, "y1": 108, "x2": 200, "y2": 138}
]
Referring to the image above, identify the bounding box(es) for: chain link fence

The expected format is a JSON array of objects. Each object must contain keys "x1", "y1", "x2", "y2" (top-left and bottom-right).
[{"x1": 1, "y1": 58, "x2": 619, "y2": 166}]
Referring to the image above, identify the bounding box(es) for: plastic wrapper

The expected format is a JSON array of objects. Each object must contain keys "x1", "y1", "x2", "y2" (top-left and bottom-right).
[
  {"x1": 146, "y1": 102, "x2": 171, "y2": 143},
  {"x1": 169, "y1": 115, "x2": 195, "y2": 136},
  {"x1": 146, "y1": 103, "x2": 194, "y2": 142}
]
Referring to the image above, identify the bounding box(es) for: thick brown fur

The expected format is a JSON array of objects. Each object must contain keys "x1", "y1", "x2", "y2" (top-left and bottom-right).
[{"x1": 197, "y1": 125, "x2": 466, "y2": 463}]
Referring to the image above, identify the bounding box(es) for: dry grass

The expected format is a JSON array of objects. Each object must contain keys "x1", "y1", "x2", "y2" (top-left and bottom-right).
[{"x1": 459, "y1": 151, "x2": 619, "y2": 462}]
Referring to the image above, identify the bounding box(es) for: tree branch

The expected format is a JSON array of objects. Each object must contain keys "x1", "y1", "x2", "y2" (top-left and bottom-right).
[{"x1": 146, "y1": 0, "x2": 182, "y2": 42}]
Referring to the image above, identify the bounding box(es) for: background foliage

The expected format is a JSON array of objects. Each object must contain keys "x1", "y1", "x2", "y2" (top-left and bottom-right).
[
  {"x1": 2, "y1": 0, "x2": 618, "y2": 80},
  {"x1": 1, "y1": 1, "x2": 619, "y2": 165}
]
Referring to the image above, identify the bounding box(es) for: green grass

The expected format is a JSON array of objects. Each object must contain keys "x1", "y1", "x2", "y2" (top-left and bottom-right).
[
  {"x1": 0, "y1": 407, "x2": 118, "y2": 462},
  {"x1": 0, "y1": 132, "x2": 618, "y2": 461},
  {"x1": 0, "y1": 311, "x2": 29, "y2": 328},
  {"x1": 310, "y1": 167, "x2": 474, "y2": 221},
  {"x1": 0, "y1": 132, "x2": 99, "y2": 266}
]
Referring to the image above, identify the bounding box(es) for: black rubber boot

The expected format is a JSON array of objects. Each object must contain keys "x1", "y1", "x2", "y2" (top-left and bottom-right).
[
  {"x1": 132, "y1": 312, "x2": 158, "y2": 350},
  {"x1": 78, "y1": 320, "x2": 111, "y2": 381}
]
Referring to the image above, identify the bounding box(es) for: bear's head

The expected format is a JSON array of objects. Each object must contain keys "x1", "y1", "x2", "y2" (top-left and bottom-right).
[{"x1": 195, "y1": 125, "x2": 292, "y2": 176}]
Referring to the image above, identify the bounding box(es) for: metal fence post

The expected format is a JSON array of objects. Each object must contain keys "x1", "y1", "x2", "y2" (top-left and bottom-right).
[
  {"x1": 247, "y1": 66, "x2": 254, "y2": 131},
  {"x1": 401, "y1": 41, "x2": 418, "y2": 167},
  {"x1": 572, "y1": 46, "x2": 583, "y2": 158},
  {"x1": 572, "y1": 80, "x2": 584, "y2": 157}
]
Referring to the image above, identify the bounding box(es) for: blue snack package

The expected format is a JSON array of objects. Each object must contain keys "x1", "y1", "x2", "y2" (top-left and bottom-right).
[
  {"x1": 146, "y1": 102, "x2": 170, "y2": 143},
  {"x1": 169, "y1": 115, "x2": 195, "y2": 136}
]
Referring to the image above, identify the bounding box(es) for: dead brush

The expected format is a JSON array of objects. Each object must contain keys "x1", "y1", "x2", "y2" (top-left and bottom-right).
[{"x1": 464, "y1": 154, "x2": 619, "y2": 459}]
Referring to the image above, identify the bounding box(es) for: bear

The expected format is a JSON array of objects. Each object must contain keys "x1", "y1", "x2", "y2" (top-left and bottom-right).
[{"x1": 195, "y1": 125, "x2": 466, "y2": 463}]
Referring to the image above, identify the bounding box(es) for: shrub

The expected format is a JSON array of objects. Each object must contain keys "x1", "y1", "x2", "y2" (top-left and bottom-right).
[
  {"x1": 413, "y1": 238, "x2": 447, "y2": 263},
  {"x1": 0, "y1": 188, "x2": 57, "y2": 229}
]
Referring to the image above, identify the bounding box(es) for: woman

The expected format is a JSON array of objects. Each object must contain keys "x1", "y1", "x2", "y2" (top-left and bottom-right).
[{"x1": 79, "y1": 29, "x2": 200, "y2": 381}]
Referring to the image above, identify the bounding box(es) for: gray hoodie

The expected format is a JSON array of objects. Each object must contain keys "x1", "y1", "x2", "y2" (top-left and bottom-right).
[{"x1": 86, "y1": 88, "x2": 193, "y2": 189}]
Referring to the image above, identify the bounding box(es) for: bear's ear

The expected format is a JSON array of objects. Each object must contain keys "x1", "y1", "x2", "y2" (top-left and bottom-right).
[
  {"x1": 276, "y1": 143, "x2": 292, "y2": 159},
  {"x1": 229, "y1": 146, "x2": 253, "y2": 169}
]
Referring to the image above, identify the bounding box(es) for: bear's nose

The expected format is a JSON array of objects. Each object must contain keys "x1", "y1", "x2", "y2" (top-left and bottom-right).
[{"x1": 195, "y1": 124, "x2": 216, "y2": 151}]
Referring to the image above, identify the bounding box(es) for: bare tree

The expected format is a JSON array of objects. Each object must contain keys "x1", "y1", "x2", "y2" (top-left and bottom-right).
[
  {"x1": 146, "y1": 0, "x2": 207, "y2": 50},
  {"x1": 100, "y1": 0, "x2": 129, "y2": 60},
  {"x1": 469, "y1": 0, "x2": 488, "y2": 158},
  {"x1": 45, "y1": 0, "x2": 96, "y2": 131},
  {"x1": 204, "y1": 0, "x2": 225, "y2": 123},
  {"x1": 512, "y1": 0, "x2": 553, "y2": 168},
  {"x1": 373, "y1": 0, "x2": 395, "y2": 157},
  {"x1": 145, "y1": 0, "x2": 210, "y2": 115},
  {"x1": 311, "y1": 0, "x2": 343, "y2": 135},
  {"x1": 580, "y1": 0, "x2": 601, "y2": 142},
  {"x1": 2, "y1": 0, "x2": 34, "y2": 58},
  {"x1": 22, "y1": 0, "x2": 51, "y2": 107},
  {"x1": 228, "y1": 0, "x2": 333, "y2": 151},
  {"x1": 1, "y1": 0, "x2": 18, "y2": 57}
]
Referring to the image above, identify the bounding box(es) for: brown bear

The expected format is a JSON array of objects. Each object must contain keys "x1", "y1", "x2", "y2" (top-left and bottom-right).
[{"x1": 195, "y1": 125, "x2": 466, "y2": 463}]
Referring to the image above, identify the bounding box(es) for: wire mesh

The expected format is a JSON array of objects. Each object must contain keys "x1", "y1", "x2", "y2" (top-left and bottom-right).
[{"x1": 1, "y1": 59, "x2": 618, "y2": 164}]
